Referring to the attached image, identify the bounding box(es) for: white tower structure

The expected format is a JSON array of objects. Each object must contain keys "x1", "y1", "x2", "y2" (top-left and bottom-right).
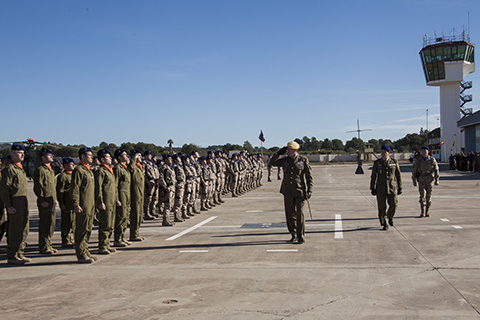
[{"x1": 419, "y1": 32, "x2": 475, "y2": 161}]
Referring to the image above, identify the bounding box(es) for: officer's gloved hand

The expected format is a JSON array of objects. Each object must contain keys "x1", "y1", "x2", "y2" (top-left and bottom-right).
[
  {"x1": 434, "y1": 180, "x2": 439, "y2": 185},
  {"x1": 306, "y1": 191, "x2": 312, "y2": 199},
  {"x1": 277, "y1": 146, "x2": 288, "y2": 155},
  {"x1": 397, "y1": 188, "x2": 402, "y2": 195},
  {"x1": 371, "y1": 189, "x2": 377, "y2": 196},
  {"x1": 413, "y1": 180, "x2": 417, "y2": 187}
]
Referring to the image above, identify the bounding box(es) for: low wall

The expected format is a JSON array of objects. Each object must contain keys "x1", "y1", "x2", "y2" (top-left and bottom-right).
[{"x1": 264, "y1": 153, "x2": 411, "y2": 163}]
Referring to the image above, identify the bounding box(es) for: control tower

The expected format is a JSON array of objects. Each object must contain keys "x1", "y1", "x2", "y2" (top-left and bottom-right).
[{"x1": 419, "y1": 31, "x2": 475, "y2": 161}]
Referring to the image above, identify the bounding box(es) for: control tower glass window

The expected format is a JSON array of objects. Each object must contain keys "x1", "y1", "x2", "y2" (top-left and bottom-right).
[{"x1": 420, "y1": 41, "x2": 475, "y2": 83}]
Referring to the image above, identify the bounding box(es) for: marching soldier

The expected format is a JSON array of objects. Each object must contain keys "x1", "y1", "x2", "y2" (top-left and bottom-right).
[
  {"x1": 0, "y1": 144, "x2": 31, "y2": 265},
  {"x1": 269, "y1": 141, "x2": 313, "y2": 244},
  {"x1": 370, "y1": 145, "x2": 402, "y2": 230},
  {"x1": 56, "y1": 157, "x2": 75, "y2": 248},
  {"x1": 113, "y1": 149, "x2": 131, "y2": 247},
  {"x1": 95, "y1": 149, "x2": 120, "y2": 254},
  {"x1": 129, "y1": 149, "x2": 145, "y2": 241},
  {"x1": 34, "y1": 148, "x2": 58, "y2": 254},
  {"x1": 71, "y1": 147, "x2": 97, "y2": 263},
  {"x1": 412, "y1": 146, "x2": 439, "y2": 217}
]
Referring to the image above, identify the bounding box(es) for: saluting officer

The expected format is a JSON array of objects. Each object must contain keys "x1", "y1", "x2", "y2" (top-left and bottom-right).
[
  {"x1": 71, "y1": 147, "x2": 97, "y2": 263},
  {"x1": 370, "y1": 145, "x2": 402, "y2": 230},
  {"x1": 269, "y1": 141, "x2": 313, "y2": 244},
  {"x1": 412, "y1": 146, "x2": 439, "y2": 217},
  {"x1": 0, "y1": 144, "x2": 31, "y2": 265},
  {"x1": 34, "y1": 148, "x2": 58, "y2": 254}
]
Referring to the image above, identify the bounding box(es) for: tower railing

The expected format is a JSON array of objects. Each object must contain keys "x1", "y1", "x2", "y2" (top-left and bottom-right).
[{"x1": 423, "y1": 31, "x2": 471, "y2": 48}]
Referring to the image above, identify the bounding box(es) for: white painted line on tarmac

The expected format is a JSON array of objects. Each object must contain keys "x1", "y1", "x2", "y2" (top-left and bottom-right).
[
  {"x1": 452, "y1": 225, "x2": 463, "y2": 229},
  {"x1": 335, "y1": 214, "x2": 343, "y2": 239},
  {"x1": 266, "y1": 249, "x2": 298, "y2": 252},
  {"x1": 166, "y1": 216, "x2": 217, "y2": 241},
  {"x1": 246, "y1": 210, "x2": 264, "y2": 213},
  {"x1": 441, "y1": 219, "x2": 450, "y2": 222},
  {"x1": 179, "y1": 250, "x2": 209, "y2": 253}
]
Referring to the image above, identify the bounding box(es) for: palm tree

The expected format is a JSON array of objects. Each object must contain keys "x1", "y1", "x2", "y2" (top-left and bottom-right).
[{"x1": 167, "y1": 139, "x2": 173, "y2": 154}]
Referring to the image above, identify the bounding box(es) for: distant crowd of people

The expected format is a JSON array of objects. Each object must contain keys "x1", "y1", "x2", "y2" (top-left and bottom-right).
[
  {"x1": 0, "y1": 145, "x2": 264, "y2": 265},
  {"x1": 449, "y1": 152, "x2": 480, "y2": 172}
]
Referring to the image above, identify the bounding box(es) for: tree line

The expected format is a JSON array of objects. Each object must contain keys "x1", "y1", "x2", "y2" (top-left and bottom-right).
[{"x1": 0, "y1": 131, "x2": 427, "y2": 158}]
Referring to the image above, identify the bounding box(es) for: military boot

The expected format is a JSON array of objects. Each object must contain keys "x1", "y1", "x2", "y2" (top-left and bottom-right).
[
  {"x1": 187, "y1": 207, "x2": 196, "y2": 217},
  {"x1": 425, "y1": 203, "x2": 431, "y2": 217},
  {"x1": 193, "y1": 205, "x2": 200, "y2": 214},
  {"x1": 162, "y1": 214, "x2": 174, "y2": 226},
  {"x1": 218, "y1": 194, "x2": 225, "y2": 203},
  {"x1": 181, "y1": 208, "x2": 190, "y2": 220},
  {"x1": 174, "y1": 210, "x2": 184, "y2": 222},
  {"x1": 419, "y1": 203, "x2": 425, "y2": 217},
  {"x1": 200, "y1": 201, "x2": 208, "y2": 211}
]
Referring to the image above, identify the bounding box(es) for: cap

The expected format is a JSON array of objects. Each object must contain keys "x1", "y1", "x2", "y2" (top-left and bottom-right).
[{"x1": 287, "y1": 141, "x2": 300, "y2": 150}]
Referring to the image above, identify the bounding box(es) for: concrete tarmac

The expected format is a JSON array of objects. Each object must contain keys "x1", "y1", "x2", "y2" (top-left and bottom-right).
[{"x1": 1, "y1": 163, "x2": 480, "y2": 319}]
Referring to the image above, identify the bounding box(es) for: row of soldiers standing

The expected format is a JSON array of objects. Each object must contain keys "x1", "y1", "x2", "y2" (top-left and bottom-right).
[{"x1": 0, "y1": 144, "x2": 264, "y2": 265}]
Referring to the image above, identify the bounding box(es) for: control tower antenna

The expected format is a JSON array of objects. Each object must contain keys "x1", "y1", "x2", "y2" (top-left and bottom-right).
[{"x1": 347, "y1": 118, "x2": 371, "y2": 140}]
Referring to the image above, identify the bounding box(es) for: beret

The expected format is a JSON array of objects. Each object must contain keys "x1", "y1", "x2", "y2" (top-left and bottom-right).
[
  {"x1": 421, "y1": 146, "x2": 430, "y2": 150},
  {"x1": 381, "y1": 145, "x2": 391, "y2": 152},
  {"x1": 97, "y1": 148, "x2": 112, "y2": 159},
  {"x1": 40, "y1": 148, "x2": 53, "y2": 155},
  {"x1": 62, "y1": 157, "x2": 75, "y2": 165},
  {"x1": 78, "y1": 147, "x2": 93, "y2": 157},
  {"x1": 114, "y1": 148, "x2": 127, "y2": 159},
  {"x1": 11, "y1": 144, "x2": 25, "y2": 151}
]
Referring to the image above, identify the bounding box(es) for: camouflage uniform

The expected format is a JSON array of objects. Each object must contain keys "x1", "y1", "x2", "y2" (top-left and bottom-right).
[
  {"x1": 412, "y1": 155, "x2": 439, "y2": 217},
  {"x1": 159, "y1": 161, "x2": 176, "y2": 226}
]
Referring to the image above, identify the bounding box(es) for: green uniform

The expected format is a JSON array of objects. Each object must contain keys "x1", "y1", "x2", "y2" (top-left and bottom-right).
[
  {"x1": 0, "y1": 163, "x2": 29, "y2": 260},
  {"x1": 34, "y1": 163, "x2": 57, "y2": 252},
  {"x1": 0, "y1": 170, "x2": 6, "y2": 245},
  {"x1": 95, "y1": 165, "x2": 117, "y2": 250},
  {"x1": 129, "y1": 161, "x2": 144, "y2": 240},
  {"x1": 370, "y1": 157, "x2": 402, "y2": 226},
  {"x1": 56, "y1": 171, "x2": 75, "y2": 246},
  {"x1": 71, "y1": 163, "x2": 95, "y2": 259},
  {"x1": 269, "y1": 153, "x2": 313, "y2": 239},
  {"x1": 114, "y1": 163, "x2": 131, "y2": 243}
]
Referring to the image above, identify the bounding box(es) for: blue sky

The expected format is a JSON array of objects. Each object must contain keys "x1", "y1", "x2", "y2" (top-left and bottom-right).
[{"x1": 1, "y1": 0, "x2": 479, "y2": 149}]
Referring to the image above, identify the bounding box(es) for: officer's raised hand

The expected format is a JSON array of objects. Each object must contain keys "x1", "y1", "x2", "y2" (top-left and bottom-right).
[{"x1": 277, "y1": 146, "x2": 287, "y2": 155}]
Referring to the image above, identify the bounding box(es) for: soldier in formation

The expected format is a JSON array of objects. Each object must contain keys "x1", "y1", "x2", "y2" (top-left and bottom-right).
[{"x1": 0, "y1": 144, "x2": 265, "y2": 265}]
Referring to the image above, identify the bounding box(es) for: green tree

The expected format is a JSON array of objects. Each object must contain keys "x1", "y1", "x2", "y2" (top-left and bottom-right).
[
  {"x1": 181, "y1": 143, "x2": 199, "y2": 155},
  {"x1": 321, "y1": 138, "x2": 333, "y2": 150},
  {"x1": 243, "y1": 140, "x2": 253, "y2": 154},
  {"x1": 331, "y1": 139, "x2": 344, "y2": 151}
]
